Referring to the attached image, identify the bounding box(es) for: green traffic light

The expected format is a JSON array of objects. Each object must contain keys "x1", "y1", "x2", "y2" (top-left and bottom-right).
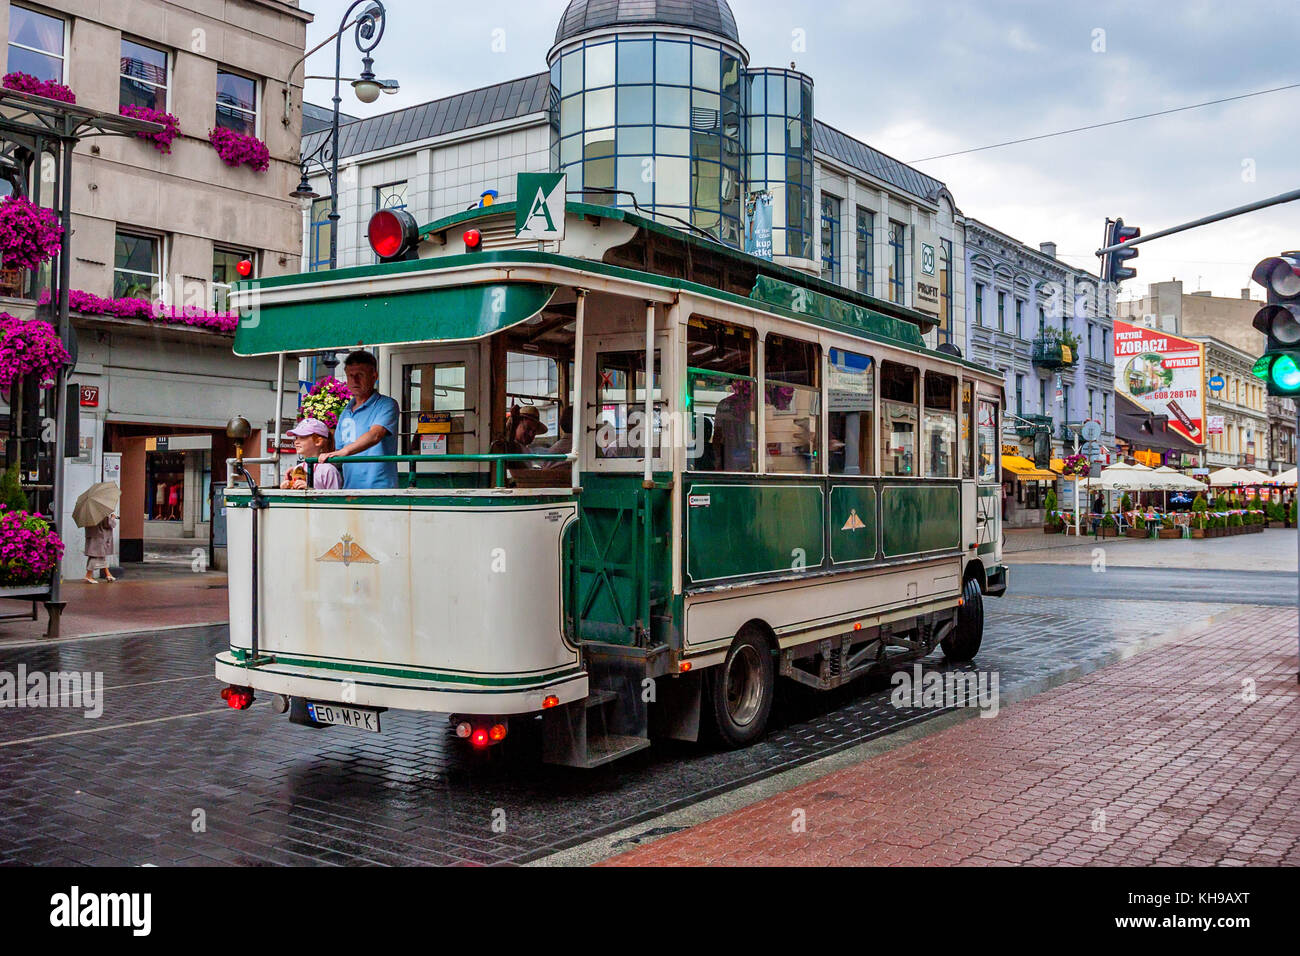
[{"x1": 1270, "y1": 354, "x2": 1300, "y2": 392}]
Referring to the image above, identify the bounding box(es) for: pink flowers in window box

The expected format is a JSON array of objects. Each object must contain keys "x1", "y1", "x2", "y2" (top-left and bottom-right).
[
  {"x1": 120, "y1": 104, "x2": 181, "y2": 154},
  {"x1": 2, "y1": 71, "x2": 76, "y2": 104},
  {"x1": 0, "y1": 312, "x2": 71, "y2": 390},
  {"x1": 0, "y1": 195, "x2": 62, "y2": 272},
  {"x1": 38, "y1": 289, "x2": 240, "y2": 335},
  {"x1": 0, "y1": 507, "x2": 65, "y2": 587},
  {"x1": 208, "y1": 127, "x2": 270, "y2": 172}
]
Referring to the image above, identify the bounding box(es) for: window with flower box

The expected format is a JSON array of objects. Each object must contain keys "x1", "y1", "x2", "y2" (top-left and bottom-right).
[
  {"x1": 120, "y1": 38, "x2": 168, "y2": 111},
  {"x1": 6, "y1": 6, "x2": 65, "y2": 83},
  {"x1": 215, "y1": 69, "x2": 257, "y2": 136},
  {"x1": 114, "y1": 231, "x2": 161, "y2": 300}
]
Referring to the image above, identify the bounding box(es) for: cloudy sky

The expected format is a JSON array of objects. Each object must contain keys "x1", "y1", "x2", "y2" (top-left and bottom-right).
[{"x1": 301, "y1": 0, "x2": 1299, "y2": 302}]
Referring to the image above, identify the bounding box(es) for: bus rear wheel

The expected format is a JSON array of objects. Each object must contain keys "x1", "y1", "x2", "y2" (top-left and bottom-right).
[
  {"x1": 942, "y1": 576, "x2": 984, "y2": 662},
  {"x1": 708, "y1": 630, "x2": 774, "y2": 748}
]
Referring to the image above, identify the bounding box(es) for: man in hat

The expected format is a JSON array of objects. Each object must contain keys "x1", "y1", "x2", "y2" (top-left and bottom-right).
[
  {"x1": 319, "y1": 350, "x2": 400, "y2": 489},
  {"x1": 490, "y1": 405, "x2": 549, "y2": 469},
  {"x1": 280, "y1": 419, "x2": 342, "y2": 490}
]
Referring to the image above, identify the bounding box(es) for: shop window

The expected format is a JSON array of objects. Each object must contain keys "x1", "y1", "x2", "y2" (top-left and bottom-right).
[
  {"x1": 7, "y1": 6, "x2": 64, "y2": 83},
  {"x1": 595, "y1": 350, "x2": 662, "y2": 460},
  {"x1": 120, "y1": 38, "x2": 168, "y2": 111},
  {"x1": 113, "y1": 231, "x2": 161, "y2": 300},
  {"x1": 212, "y1": 247, "x2": 254, "y2": 312},
  {"x1": 977, "y1": 400, "x2": 998, "y2": 483},
  {"x1": 880, "y1": 361, "x2": 918, "y2": 476},
  {"x1": 828, "y1": 348, "x2": 874, "y2": 475},
  {"x1": 216, "y1": 68, "x2": 257, "y2": 136},
  {"x1": 924, "y1": 371, "x2": 958, "y2": 478},
  {"x1": 764, "y1": 334, "x2": 820, "y2": 473},
  {"x1": 687, "y1": 318, "x2": 755, "y2": 472}
]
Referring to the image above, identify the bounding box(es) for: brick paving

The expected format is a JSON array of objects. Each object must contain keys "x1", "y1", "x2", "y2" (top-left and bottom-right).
[
  {"x1": 602, "y1": 606, "x2": 1300, "y2": 866},
  {"x1": 0, "y1": 570, "x2": 228, "y2": 644}
]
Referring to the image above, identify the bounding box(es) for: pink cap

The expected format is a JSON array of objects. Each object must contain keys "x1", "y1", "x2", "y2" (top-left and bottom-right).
[{"x1": 286, "y1": 418, "x2": 330, "y2": 439}]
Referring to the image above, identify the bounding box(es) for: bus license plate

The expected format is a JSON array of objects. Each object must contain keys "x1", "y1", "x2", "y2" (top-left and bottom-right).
[{"x1": 306, "y1": 702, "x2": 381, "y2": 733}]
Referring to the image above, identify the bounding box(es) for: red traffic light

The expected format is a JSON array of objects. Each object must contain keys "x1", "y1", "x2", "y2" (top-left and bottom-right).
[
  {"x1": 463, "y1": 228, "x2": 483, "y2": 253},
  {"x1": 236, "y1": 259, "x2": 253, "y2": 278},
  {"x1": 368, "y1": 208, "x2": 420, "y2": 260}
]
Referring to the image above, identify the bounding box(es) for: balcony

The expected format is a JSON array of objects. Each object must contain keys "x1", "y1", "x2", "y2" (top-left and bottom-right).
[
  {"x1": 1032, "y1": 334, "x2": 1080, "y2": 371},
  {"x1": 1014, "y1": 413, "x2": 1054, "y2": 440}
]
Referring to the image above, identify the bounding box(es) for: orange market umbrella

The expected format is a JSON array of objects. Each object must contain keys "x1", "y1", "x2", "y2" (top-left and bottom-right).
[{"x1": 72, "y1": 481, "x2": 120, "y2": 528}]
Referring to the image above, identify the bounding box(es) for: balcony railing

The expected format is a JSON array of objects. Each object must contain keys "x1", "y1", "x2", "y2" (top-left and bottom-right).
[{"x1": 1032, "y1": 336, "x2": 1079, "y2": 370}]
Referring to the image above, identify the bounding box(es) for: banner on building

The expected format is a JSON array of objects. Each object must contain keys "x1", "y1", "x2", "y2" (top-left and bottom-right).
[
  {"x1": 516, "y1": 173, "x2": 567, "y2": 240},
  {"x1": 744, "y1": 191, "x2": 774, "y2": 261},
  {"x1": 912, "y1": 226, "x2": 941, "y2": 319},
  {"x1": 1207, "y1": 415, "x2": 1224, "y2": 435},
  {"x1": 1113, "y1": 320, "x2": 1205, "y2": 446}
]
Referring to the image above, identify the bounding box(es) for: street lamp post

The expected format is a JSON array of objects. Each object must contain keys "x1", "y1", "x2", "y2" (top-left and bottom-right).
[{"x1": 289, "y1": 1, "x2": 393, "y2": 271}]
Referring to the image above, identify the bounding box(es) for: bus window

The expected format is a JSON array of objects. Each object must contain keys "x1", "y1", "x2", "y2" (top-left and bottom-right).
[
  {"x1": 507, "y1": 351, "x2": 562, "y2": 437},
  {"x1": 961, "y1": 381, "x2": 974, "y2": 479},
  {"x1": 880, "y1": 361, "x2": 918, "y2": 476},
  {"x1": 401, "y1": 361, "x2": 469, "y2": 455},
  {"x1": 828, "y1": 348, "x2": 873, "y2": 475},
  {"x1": 595, "y1": 350, "x2": 662, "y2": 459},
  {"x1": 764, "y1": 334, "x2": 820, "y2": 473},
  {"x1": 924, "y1": 371, "x2": 958, "y2": 477},
  {"x1": 687, "y1": 318, "x2": 755, "y2": 472},
  {"x1": 977, "y1": 399, "x2": 998, "y2": 482}
]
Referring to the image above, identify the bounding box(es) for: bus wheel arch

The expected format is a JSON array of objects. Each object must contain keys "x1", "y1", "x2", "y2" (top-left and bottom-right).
[
  {"x1": 706, "y1": 621, "x2": 777, "y2": 748},
  {"x1": 963, "y1": 559, "x2": 987, "y2": 594},
  {"x1": 943, "y1": 570, "x2": 985, "y2": 662}
]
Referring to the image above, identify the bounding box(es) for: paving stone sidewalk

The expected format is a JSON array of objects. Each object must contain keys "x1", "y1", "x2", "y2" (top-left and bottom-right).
[{"x1": 601, "y1": 605, "x2": 1300, "y2": 866}]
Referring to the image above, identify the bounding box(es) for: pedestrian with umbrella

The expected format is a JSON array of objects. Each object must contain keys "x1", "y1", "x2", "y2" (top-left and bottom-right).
[{"x1": 74, "y1": 481, "x2": 120, "y2": 584}]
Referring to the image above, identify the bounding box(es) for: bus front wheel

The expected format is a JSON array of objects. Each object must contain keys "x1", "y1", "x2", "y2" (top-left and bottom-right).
[
  {"x1": 708, "y1": 630, "x2": 774, "y2": 748},
  {"x1": 942, "y1": 577, "x2": 984, "y2": 662}
]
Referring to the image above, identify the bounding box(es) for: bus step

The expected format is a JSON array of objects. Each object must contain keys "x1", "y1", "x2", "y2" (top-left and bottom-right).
[
  {"x1": 585, "y1": 733, "x2": 651, "y2": 768},
  {"x1": 585, "y1": 688, "x2": 619, "y2": 708}
]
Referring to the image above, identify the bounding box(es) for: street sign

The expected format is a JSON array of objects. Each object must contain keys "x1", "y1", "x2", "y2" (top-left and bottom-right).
[
  {"x1": 1208, "y1": 375, "x2": 1225, "y2": 392},
  {"x1": 516, "y1": 173, "x2": 567, "y2": 241},
  {"x1": 1081, "y1": 419, "x2": 1102, "y2": 442}
]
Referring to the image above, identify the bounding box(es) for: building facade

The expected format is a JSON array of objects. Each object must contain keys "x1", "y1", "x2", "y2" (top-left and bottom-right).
[
  {"x1": 1196, "y1": 336, "x2": 1271, "y2": 470},
  {"x1": 1, "y1": 0, "x2": 310, "y2": 573},
  {"x1": 300, "y1": 0, "x2": 966, "y2": 350},
  {"x1": 963, "y1": 220, "x2": 1115, "y2": 527}
]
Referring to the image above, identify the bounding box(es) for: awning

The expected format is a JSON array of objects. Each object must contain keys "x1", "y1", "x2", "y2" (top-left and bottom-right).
[
  {"x1": 1003, "y1": 455, "x2": 1058, "y2": 480},
  {"x1": 232, "y1": 280, "x2": 558, "y2": 356}
]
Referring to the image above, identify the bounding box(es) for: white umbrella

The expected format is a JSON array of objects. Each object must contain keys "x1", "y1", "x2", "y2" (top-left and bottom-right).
[
  {"x1": 1240, "y1": 469, "x2": 1272, "y2": 485},
  {"x1": 1272, "y1": 467, "x2": 1297, "y2": 485},
  {"x1": 1209, "y1": 467, "x2": 1247, "y2": 487}
]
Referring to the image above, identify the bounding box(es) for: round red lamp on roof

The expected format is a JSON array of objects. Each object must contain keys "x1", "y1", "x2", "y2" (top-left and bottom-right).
[
  {"x1": 236, "y1": 259, "x2": 253, "y2": 278},
  {"x1": 368, "y1": 208, "x2": 420, "y2": 260}
]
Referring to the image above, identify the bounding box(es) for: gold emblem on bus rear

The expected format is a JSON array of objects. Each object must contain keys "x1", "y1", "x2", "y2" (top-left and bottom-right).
[
  {"x1": 317, "y1": 534, "x2": 378, "y2": 567},
  {"x1": 841, "y1": 509, "x2": 866, "y2": 531}
]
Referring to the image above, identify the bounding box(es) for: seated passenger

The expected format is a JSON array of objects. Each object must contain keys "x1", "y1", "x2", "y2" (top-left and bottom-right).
[
  {"x1": 490, "y1": 405, "x2": 548, "y2": 460},
  {"x1": 541, "y1": 406, "x2": 574, "y2": 469},
  {"x1": 280, "y1": 419, "x2": 342, "y2": 490}
]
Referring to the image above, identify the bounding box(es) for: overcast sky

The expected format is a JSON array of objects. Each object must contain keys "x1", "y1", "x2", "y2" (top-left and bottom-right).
[{"x1": 301, "y1": 0, "x2": 1299, "y2": 302}]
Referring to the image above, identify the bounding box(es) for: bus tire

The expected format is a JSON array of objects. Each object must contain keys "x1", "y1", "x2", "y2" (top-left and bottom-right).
[
  {"x1": 707, "y1": 630, "x2": 774, "y2": 748},
  {"x1": 942, "y1": 576, "x2": 984, "y2": 662}
]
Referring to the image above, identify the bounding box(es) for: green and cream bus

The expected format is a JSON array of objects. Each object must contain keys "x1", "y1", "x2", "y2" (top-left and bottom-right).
[{"x1": 215, "y1": 198, "x2": 1007, "y2": 768}]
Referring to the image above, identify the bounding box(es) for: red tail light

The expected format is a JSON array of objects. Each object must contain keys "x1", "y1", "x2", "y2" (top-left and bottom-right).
[
  {"x1": 471, "y1": 728, "x2": 490, "y2": 747},
  {"x1": 221, "y1": 685, "x2": 254, "y2": 710},
  {"x1": 489, "y1": 723, "x2": 507, "y2": 742}
]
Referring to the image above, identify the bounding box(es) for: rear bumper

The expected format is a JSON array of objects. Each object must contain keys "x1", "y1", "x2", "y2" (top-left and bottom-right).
[
  {"x1": 215, "y1": 652, "x2": 588, "y2": 715},
  {"x1": 986, "y1": 564, "x2": 1008, "y2": 597}
]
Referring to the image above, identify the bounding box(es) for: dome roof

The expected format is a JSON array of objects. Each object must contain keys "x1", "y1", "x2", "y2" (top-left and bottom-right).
[{"x1": 555, "y1": 0, "x2": 740, "y2": 45}]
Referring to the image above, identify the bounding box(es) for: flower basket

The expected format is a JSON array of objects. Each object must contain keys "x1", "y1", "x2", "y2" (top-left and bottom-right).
[
  {"x1": 0, "y1": 195, "x2": 62, "y2": 272},
  {"x1": 2, "y1": 71, "x2": 75, "y2": 103},
  {"x1": 119, "y1": 104, "x2": 180, "y2": 154},
  {"x1": 0, "y1": 507, "x2": 65, "y2": 587},
  {"x1": 208, "y1": 127, "x2": 270, "y2": 172},
  {"x1": 1059, "y1": 453, "x2": 1090, "y2": 480},
  {"x1": 299, "y1": 378, "x2": 351, "y2": 430},
  {"x1": 0, "y1": 313, "x2": 71, "y2": 390}
]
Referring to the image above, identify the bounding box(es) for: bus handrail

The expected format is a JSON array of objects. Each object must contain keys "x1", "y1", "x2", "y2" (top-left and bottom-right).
[{"x1": 304, "y1": 453, "x2": 573, "y2": 488}]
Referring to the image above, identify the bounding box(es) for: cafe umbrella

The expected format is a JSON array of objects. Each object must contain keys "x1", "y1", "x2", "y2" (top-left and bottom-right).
[{"x1": 72, "y1": 481, "x2": 121, "y2": 529}]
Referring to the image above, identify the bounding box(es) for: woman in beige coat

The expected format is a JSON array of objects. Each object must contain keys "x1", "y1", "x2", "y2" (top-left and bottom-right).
[{"x1": 84, "y1": 513, "x2": 117, "y2": 583}]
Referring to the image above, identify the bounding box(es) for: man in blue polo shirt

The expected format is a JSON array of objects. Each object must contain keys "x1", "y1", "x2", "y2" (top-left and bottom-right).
[{"x1": 319, "y1": 350, "x2": 400, "y2": 489}]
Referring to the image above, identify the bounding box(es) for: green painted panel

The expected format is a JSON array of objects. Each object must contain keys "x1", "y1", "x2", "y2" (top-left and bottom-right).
[
  {"x1": 686, "y1": 483, "x2": 824, "y2": 582},
  {"x1": 830, "y1": 484, "x2": 878, "y2": 563},
  {"x1": 750, "y1": 275, "x2": 926, "y2": 347},
  {"x1": 233, "y1": 282, "x2": 556, "y2": 356},
  {"x1": 882, "y1": 484, "x2": 961, "y2": 556}
]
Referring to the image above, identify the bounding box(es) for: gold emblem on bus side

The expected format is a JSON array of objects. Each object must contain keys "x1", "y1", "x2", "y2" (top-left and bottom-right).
[
  {"x1": 317, "y1": 534, "x2": 378, "y2": 567},
  {"x1": 841, "y1": 509, "x2": 866, "y2": 531}
]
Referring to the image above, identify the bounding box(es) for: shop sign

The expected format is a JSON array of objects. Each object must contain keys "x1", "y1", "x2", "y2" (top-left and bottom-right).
[
  {"x1": 912, "y1": 227, "x2": 941, "y2": 318},
  {"x1": 79, "y1": 385, "x2": 99, "y2": 407},
  {"x1": 1113, "y1": 320, "x2": 1205, "y2": 445},
  {"x1": 267, "y1": 436, "x2": 296, "y2": 455},
  {"x1": 516, "y1": 172, "x2": 566, "y2": 241}
]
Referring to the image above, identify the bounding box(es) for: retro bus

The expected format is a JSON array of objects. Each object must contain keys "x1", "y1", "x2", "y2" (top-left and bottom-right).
[{"x1": 215, "y1": 198, "x2": 1007, "y2": 768}]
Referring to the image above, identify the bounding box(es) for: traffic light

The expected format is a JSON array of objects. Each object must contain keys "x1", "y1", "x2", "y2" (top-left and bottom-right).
[
  {"x1": 1105, "y1": 218, "x2": 1141, "y2": 284},
  {"x1": 1250, "y1": 253, "x2": 1300, "y2": 395}
]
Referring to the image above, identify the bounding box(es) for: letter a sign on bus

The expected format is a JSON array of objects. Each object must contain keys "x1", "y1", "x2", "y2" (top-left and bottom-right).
[{"x1": 516, "y1": 173, "x2": 567, "y2": 241}]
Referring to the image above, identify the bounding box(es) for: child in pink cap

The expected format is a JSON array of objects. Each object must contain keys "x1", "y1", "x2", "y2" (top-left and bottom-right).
[{"x1": 280, "y1": 419, "x2": 343, "y2": 490}]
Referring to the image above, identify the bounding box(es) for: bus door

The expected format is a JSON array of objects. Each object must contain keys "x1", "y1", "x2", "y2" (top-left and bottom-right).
[
  {"x1": 972, "y1": 388, "x2": 1002, "y2": 567},
  {"x1": 387, "y1": 346, "x2": 481, "y2": 484}
]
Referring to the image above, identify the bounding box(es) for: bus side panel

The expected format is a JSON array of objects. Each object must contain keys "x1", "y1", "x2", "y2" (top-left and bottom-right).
[{"x1": 683, "y1": 558, "x2": 962, "y2": 652}]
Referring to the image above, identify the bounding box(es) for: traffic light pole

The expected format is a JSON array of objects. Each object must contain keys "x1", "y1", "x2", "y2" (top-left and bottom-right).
[
  {"x1": 1095, "y1": 188, "x2": 1300, "y2": 257},
  {"x1": 1296, "y1": 403, "x2": 1299, "y2": 685}
]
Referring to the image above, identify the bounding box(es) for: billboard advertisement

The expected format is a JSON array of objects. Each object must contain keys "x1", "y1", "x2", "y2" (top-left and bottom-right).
[{"x1": 1113, "y1": 320, "x2": 1205, "y2": 445}]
